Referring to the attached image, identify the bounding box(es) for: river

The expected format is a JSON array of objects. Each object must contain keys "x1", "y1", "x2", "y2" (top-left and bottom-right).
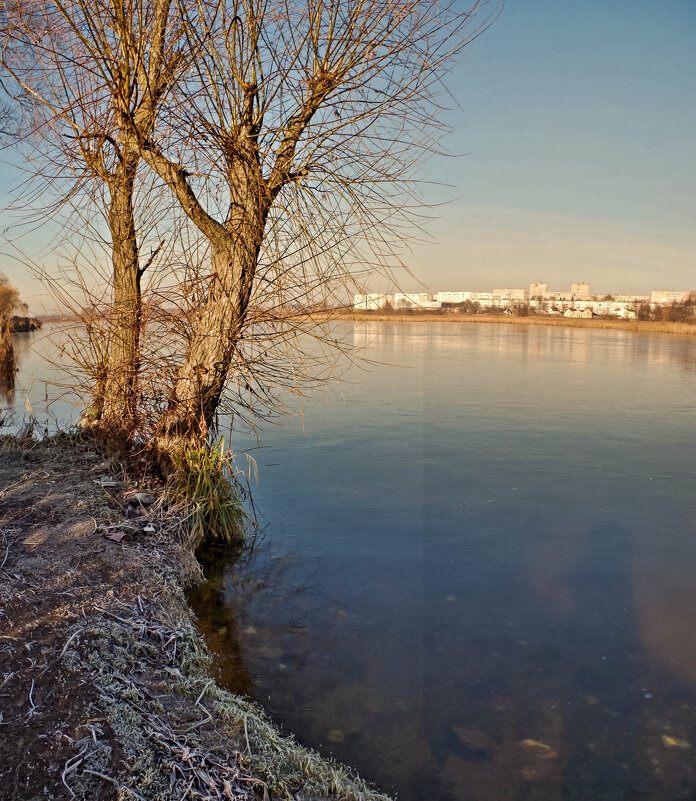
[{"x1": 6, "y1": 321, "x2": 696, "y2": 800}]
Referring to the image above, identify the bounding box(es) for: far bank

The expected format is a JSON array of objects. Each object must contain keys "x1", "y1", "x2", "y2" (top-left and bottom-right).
[{"x1": 331, "y1": 312, "x2": 696, "y2": 336}]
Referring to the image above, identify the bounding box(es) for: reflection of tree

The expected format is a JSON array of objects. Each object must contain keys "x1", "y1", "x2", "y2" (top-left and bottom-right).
[
  {"x1": 0, "y1": 274, "x2": 27, "y2": 401},
  {"x1": 0, "y1": 332, "x2": 16, "y2": 400}
]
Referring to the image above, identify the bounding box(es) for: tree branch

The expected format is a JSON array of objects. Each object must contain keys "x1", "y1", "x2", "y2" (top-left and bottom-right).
[{"x1": 266, "y1": 69, "x2": 338, "y2": 198}]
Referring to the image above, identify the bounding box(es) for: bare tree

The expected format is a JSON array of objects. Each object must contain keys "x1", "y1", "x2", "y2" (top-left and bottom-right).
[
  {"x1": 0, "y1": 0, "x2": 186, "y2": 433},
  {"x1": 2, "y1": 0, "x2": 497, "y2": 458},
  {"x1": 127, "y1": 0, "x2": 497, "y2": 454}
]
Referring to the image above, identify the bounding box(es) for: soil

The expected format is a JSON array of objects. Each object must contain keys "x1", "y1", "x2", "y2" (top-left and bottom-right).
[{"x1": 0, "y1": 435, "x2": 390, "y2": 801}]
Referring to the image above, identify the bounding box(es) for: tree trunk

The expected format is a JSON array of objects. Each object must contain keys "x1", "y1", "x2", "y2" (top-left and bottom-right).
[
  {"x1": 145, "y1": 150, "x2": 267, "y2": 458},
  {"x1": 154, "y1": 239, "x2": 259, "y2": 455},
  {"x1": 99, "y1": 155, "x2": 142, "y2": 435}
]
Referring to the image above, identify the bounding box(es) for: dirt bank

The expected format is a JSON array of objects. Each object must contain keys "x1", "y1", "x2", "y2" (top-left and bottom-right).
[{"x1": 0, "y1": 435, "x2": 390, "y2": 801}]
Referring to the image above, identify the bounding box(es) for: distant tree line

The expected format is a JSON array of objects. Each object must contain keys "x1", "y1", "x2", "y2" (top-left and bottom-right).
[{"x1": 637, "y1": 298, "x2": 696, "y2": 323}]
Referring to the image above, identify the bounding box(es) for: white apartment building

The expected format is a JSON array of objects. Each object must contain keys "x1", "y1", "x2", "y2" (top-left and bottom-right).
[
  {"x1": 614, "y1": 294, "x2": 650, "y2": 303},
  {"x1": 355, "y1": 283, "x2": 687, "y2": 317},
  {"x1": 353, "y1": 293, "x2": 389, "y2": 310},
  {"x1": 435, "y1": 291, "x2": 478, "y2": 304},
  {"x1": 531, "y1": 282, "x2": 591, "y2": 301},
  {"x1": 392, "y1": 292, "x2": 436, "y2": 309},
  {"x1": 651, "y1": 290, "x2": 690, "y2": 305},
  {"x1": 493, "y1": 288, "x2": 528, "y2": 300},
  {"x1": 543, "y1": 291, "x2": 575, "y2": 301}
]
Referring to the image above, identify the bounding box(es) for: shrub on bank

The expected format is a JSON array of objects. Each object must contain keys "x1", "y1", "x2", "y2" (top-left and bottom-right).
[{"x1": 168, "y1": 438, "x2": 247, "y2": 548}]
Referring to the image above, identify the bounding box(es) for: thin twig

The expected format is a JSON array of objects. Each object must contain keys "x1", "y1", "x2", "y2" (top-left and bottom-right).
[{"x1": 83, "y1": 770, "x2": 148, "y2": 801}]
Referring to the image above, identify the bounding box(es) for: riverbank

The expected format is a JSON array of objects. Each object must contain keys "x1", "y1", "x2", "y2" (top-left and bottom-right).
[
  {"x1": 337, "y1": 312, "x2": 696, "y2": 336},
  {"x1": 0, "y1": 435, "x2": 391, "y2": 801}
]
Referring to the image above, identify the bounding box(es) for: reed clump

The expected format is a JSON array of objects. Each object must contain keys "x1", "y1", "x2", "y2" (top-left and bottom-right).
[{"x1": 167, "y1": 437, "x2": 247, "y2": 548}]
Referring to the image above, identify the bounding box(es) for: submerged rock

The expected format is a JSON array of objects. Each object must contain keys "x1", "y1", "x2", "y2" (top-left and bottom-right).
[
  {"x1": 450, "y1": 725, "x2": 494, "y2": 761},
  {"x1": 662, "y1": 734, "x2": 691, "y2": 749},
  {"x1": 519, "y1": 739, "x2": 557, "y2": 759},
  {"x1": 328, "y1": 729, "x2": 346, "y2": 743}
]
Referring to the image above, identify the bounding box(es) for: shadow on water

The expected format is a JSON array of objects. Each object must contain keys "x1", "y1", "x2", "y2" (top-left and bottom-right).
[{"x1": 188, "y1": 543, "x2": 253, "y2": 697}]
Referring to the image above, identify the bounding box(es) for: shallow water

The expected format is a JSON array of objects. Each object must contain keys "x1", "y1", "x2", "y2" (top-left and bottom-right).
[
  {"x1": 189, "y1": 323, "x2": 696, "y2": 801},
  {"x1": 8, "y1": 321, "x2": 696, "y2": 799}
]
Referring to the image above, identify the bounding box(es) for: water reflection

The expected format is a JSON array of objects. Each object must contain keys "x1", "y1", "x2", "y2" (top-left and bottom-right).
[
  {"x1": 1, "y1": 325, "x2": 85, "y2": 431},
  {"x1": 352, "y1": 321, "x2": 696, "y2": 373},
  {"x1": 0, "y1": 341, "x2": 16, "y2": 401}
]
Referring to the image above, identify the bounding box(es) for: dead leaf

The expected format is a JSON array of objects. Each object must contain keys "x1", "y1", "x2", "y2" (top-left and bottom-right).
[{"x1": 102, "y1": 528, "x2": 128, "y2": 543}]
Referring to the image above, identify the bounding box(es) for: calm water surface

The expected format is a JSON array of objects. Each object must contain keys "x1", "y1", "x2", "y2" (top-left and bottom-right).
[
  {"x1": 190, "y1": 323, "x2": 696, "y2": 801},
  {"x1": 0, "y1": 325, "x2": 82, "y2": 427},
  {"x1": 8, "y1": 322, "x2": 696, "y2": 800}
]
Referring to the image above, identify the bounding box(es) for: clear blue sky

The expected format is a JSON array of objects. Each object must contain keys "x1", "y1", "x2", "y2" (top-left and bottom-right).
[
  {"x1": 1, "y1": 0, "x2": 694, "y2": 308},
  {"x1": 408, "y1": 0, "x2": 696, "y2": 295}
]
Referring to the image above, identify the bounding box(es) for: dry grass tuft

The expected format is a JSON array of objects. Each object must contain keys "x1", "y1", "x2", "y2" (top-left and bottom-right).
[{"x1": 167, "y1": 438, "x2": 247, "y2": 549}]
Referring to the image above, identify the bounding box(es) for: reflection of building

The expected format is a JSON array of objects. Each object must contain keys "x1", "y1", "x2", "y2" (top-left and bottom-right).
[
  {"x1": 571, "y1": 282, "x2": 590, "y2": 299},
  {"x1": 651, "y1": 290, "x2": 690, "y2": 305}
]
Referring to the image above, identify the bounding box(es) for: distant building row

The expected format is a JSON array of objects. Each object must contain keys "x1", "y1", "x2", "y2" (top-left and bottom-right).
[{"x1": 354, "y1": 283, "x2": 691, "y2": 314}]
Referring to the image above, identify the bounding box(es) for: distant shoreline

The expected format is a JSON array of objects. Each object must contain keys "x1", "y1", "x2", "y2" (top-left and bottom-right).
[
  {"x1": 33, "y1": 311, "x2": 696, "y2": 337},
  {"x1": 332, "y1": 312, "x2": 696, "y2": 336}
]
